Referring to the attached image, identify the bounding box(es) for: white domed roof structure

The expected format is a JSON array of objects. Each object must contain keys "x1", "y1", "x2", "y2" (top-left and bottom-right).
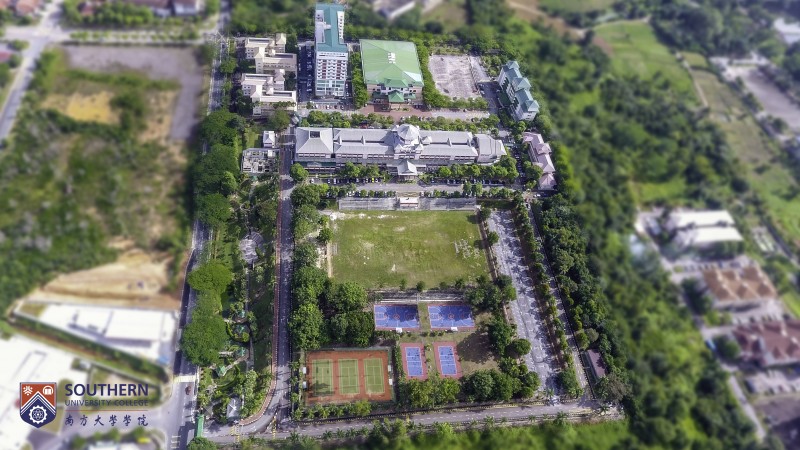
[{"x1": 394, "y1": 124, "x2": 421, "y2": 144}]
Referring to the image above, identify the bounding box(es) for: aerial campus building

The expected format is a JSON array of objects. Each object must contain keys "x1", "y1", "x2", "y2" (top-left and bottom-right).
[
  {"x1": 663, "y1": 209, "x2": 744, "y2": 250},
  {"x1": 240, "y1": 73, "x2": 297, "y2": 116},
  {"x1": 294, "y1": 123, "x2": 506, "y2": 177},
  {"x1": 314, "y1": 3, "x2": 349, "y2": 97},
  {"x1": 243, "y1": 34, "x2": 297, "y2": 74},
  {"x1": 497, "y1": 61, "x2": 540, "y2": 121},
  {"x1": 359, "y1": 39, "x2": 424, "y2": 107}
]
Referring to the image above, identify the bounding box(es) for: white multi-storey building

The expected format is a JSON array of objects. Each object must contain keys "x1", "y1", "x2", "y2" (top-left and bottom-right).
[{"x1": 314, "y1": 3, "x2": 348, "y2": 98}]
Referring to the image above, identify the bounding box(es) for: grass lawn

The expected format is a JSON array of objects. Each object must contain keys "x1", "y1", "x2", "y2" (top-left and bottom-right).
[
  {"x1": 682, "y1": 52, "x2": 709, "y2": 69},
  {"x1": 423, "y1": 0, "x2": 467, "y2": 33},
  {"x1": 594, "y1": 21, "x2": 696, "y2": 97},
  {"x1": 691, "y1": 69, "x2": 800, "y2": 246},
  {"x1": 539, "y1": 0, "x2": 615, "y2": 13},
  {"x1": 330, "y1": 211, "x2": 489, "y2": 289},
  {"x1": 631, "y1": 178, "x2": 689, "y2": 206}
]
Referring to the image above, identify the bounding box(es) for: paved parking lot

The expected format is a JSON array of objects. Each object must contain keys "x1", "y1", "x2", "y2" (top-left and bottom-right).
[{"x1": 487, "y1": 210, "x2": 557, "y2": 391}]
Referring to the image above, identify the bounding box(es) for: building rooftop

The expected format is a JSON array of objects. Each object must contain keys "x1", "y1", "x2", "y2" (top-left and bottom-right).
[
  {"x1": 263, "y1": 130, "x2": 276, "y2": 148},
  {"x1": 295, "y1": 124, "x2": 506, "y2": 161},
  {"x1": 359, "y1": 39, "x2": 424, "y2": 88},
  {"x1": 21, "y1": 303, "x2": 178, "y2": 365},
  {"x1": 665, "y1": 210, "x2": 737, "y2": 231},
  {"x1": 499, "y1": 60, "x2": 539, "y2": 114},
  {"x1": 315, "y1": 3, "x2": 347, "y2": 54},
  {"x1": 732, "y1": 320, "x2": 800, "y2": 367},
  {"x1": 673, "y1": 226, "x2": 743, "y2": 248},
  {"x1": 702, "y1": 266, "x2": 778, "y2": 304}
]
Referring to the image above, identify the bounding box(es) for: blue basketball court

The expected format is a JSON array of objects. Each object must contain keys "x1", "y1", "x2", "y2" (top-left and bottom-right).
[
  {"x1": 428, "y1": 304, "x2": 475, "y2": 329},
  {"x1": 374, "y1": 304, "x2": 420, "y2": 330}
]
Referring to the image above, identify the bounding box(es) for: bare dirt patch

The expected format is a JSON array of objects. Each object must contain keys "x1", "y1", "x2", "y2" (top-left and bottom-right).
[
  {"x1": 63, "y1": 46, "x2": 203, "y2": 142},
  {"x1": 428, "y1": 54, "x2": 480, "y2": 99},
  {"x1": 22, "y1": 248, "x2": 180, "y2": 310},
  {"x1": 49, "y1": 91, "x2": 117, "y2": 124}
]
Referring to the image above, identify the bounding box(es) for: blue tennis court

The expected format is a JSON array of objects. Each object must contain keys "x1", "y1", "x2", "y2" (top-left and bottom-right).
[
  {"x1": 374, "y1": 304, "x2": 420, "y2": 330},
  {"x1": 428, "y1": 304, "x2": 474, "y2": 329},
  {"x1": 434, "y1": 343, "x2": 461, "y2": 378},
  {"x1": 404, "y1": 347, "x2": 424, "y2": 377}
]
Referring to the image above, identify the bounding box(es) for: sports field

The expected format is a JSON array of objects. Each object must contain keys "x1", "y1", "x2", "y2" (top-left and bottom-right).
[
  {"x1": 305, "y1": 348, "x2": 393, "y2": 404},
  {"x1": 594, "y1": 21, "x2": 695, "y2": 97},
  {"x1": 330, "y1": 211, "x2": 489, "y2": 288}
]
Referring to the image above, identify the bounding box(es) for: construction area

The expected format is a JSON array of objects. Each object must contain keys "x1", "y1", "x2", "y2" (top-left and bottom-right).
[{"x1": 428, "y1": 54, "x2": 481, "y2": 99}]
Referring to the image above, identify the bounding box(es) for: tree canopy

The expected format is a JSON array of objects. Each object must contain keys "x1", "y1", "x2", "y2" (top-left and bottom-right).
[{"x1": 187, "y1": 261, "x2": 233, "y2": 294}]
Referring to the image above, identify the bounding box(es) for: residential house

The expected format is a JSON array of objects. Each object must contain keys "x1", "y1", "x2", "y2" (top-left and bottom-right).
[
  {"x1": 263, "y1": 130, "x2": 276, "y2": 148},
  {"x1": 241, "y1": 73, "x2": 297, "y2": 116},
  {"x1": 13, "y1": 0, "x2": 40, "y2": 15},
  {"x1": 700, "y1": 266, "x2": 779, "y2": 311},
  {"x1": 359, "y1": 39, "x2": 423, "y2": 107},
  {"x1": 294, "y1": 123, "x2": 506, "y2": 176},
  {"x1": 731, "y1": 320, "x2": 800, "y2": 367},
  {"x1": 314, "y1": 3, "x2": 348, "y2": 97},
  {"x1": 497, "y1": 61, "x2": 539, "y2": 121},
  {"x1": 522, "y1": 132, "x2": 557, "y2": 190}
]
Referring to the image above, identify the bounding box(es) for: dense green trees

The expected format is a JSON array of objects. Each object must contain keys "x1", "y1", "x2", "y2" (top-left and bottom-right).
[
  {"x1": 197, "y1": 193, "x2": 232, "y2": 228},
  {"x1": 186, "y1": 437, "x2": 216, "y2": 450},
  {"x1": 349, "y1": 52, "x2": 369, "y2": 108},
  {"x1": 181, "y1": 290, "x2": 228, "y2": 366},
  {"x1": 290, "y1": 163, "x2": 308, "y2": 183},
  {"x1": 289, "y1": 302, "x2": 326, "y2": 350},
  {"x1": 187, "y1": 261, "x2": 233, "y2": 294},
  {"x1": 328, "y1": 281, "x2": 368, "y2": 313}
]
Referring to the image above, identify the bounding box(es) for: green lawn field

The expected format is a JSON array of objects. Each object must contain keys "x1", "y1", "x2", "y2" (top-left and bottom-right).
[
  {"x1": 691, "y1": 69, "x2": 800, "y2": 246},
  {"x1": 594, "y1": 21, "x2": 696, "y2": 96},
  {"x1": 330, "y1": 211, "x2": 489, "y2": 289},
  {"x1": 539, "y1": 0, "x2": 615, "y2": 13}
]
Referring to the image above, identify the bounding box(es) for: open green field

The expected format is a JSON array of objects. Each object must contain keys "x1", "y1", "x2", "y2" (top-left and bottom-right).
[
  {"x1": 594, "y1": 21, "x2": 696, "y2": 96},
  {"x1": 539, "y1": 0, "x2": 615, "y2": 13},
  {"x1": 691, "y1": 69, "x2": 800, "y2": 246},
  {"x1": 330, "y1": 211, "x2": 488, "y2": 288},
  {"x1": 682, "y1": 52, "x2": 709, "y2": 69},
  {"x1": 364, "y1": 358, "x2": 385, "y2": 394},
  {"x1": 423, "y1": 0, "x2": 467, "y2": 33}
]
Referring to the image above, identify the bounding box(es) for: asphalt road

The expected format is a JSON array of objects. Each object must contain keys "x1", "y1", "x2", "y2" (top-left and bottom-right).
[
  {"x1": 0, "y1": 0, "x2": 65, "y2": 143},
  {"x1": 487, "y1": 210, "x2": 558, "y2": 392}
]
